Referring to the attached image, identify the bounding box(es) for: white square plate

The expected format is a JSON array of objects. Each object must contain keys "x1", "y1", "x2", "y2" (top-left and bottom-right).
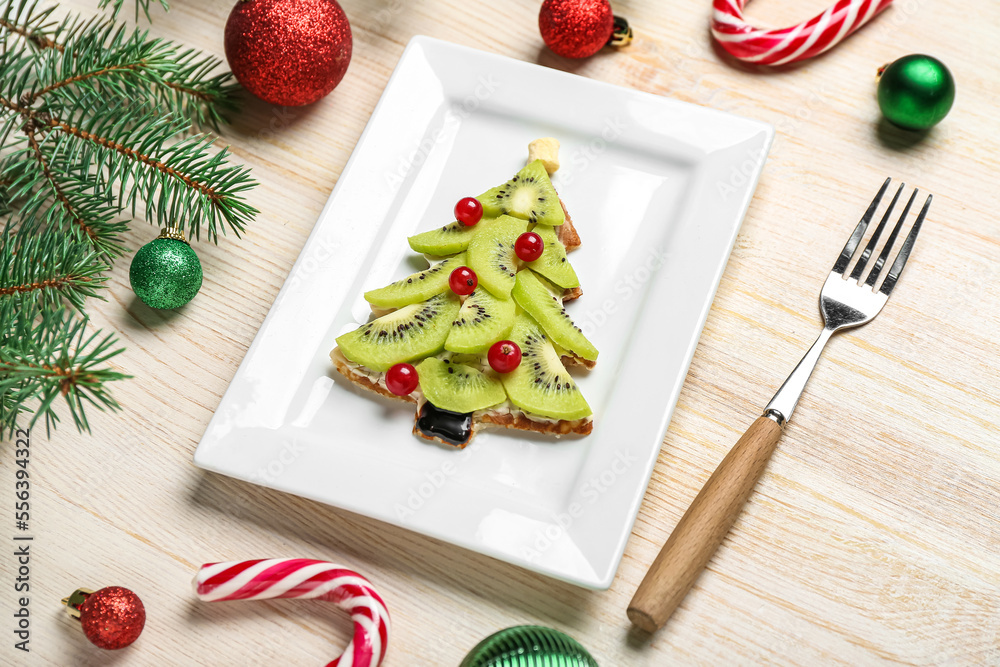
[{"x1": 194, "y1": 36, "x2": 773, "y2": 589}]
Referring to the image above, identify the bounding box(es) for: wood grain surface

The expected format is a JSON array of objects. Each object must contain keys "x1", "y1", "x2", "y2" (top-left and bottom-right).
[{"x1": 3, "y1": 0, "x2": 1000, "y2": 665}]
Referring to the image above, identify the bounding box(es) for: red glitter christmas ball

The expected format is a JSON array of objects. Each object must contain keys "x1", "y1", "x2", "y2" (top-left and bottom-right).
[
  {"x1": 225, "y1": 0, "x2": 353, "y2": 106},
  {"x1": 539, "y1": 0, "x2": 615, "y2": 59},
  {"x1": 78, "y1": 586, "x2": 146, "y2": 650}
]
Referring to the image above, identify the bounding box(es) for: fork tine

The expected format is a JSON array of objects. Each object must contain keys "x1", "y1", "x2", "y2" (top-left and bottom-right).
[
  {"x1": 832, "y1": 177, "x2": 890, "y2": 275},
  {"x1": 878, "y1": 194, "x2": 931, "y2": 296},
  {"x1": 865, "y1": 188, "x2": 917, "y2": 287},
  {"x1": 850, "y1": 182, "x2": 905, "y2": 282}
]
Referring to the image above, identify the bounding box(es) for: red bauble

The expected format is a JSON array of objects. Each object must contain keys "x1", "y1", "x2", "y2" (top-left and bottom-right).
[
  {"x1": 225, "y1": 0, "x2": 353, "y2": 106},
  {"x1": 539, "y1": 0, "x2": 614, "y2": 59},
  {"x1": 78, "y1": 587, "x2": 146, "y2": 650}
]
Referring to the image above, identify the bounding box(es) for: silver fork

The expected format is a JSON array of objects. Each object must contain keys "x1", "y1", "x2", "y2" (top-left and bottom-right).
[{"x1": 628, "y1": 178, "x2": 932, "y2": 633}]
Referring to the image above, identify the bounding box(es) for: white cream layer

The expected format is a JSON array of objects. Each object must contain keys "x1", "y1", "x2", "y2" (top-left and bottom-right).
[{"x1": 335, "y1": 352, "x2": 592, "y2": 426}]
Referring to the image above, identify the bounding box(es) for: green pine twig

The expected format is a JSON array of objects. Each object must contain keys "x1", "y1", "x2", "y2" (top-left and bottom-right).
[
  {"x1": 0, "y1": 0, "x2": 60, "y2": 50},
  {"x1": 30, "y1": 22, "x2": 179, "y2": 103},
  {"x1": 1, "y1": 302, "x2": 128, "y2": 438},
  {"x1": 0, "y1": 92, "x2": 257, "y2": 242},
  {"x1": 2, "y1": 143, "x2": 130, "y2": 256},
  {"x1": 0, "y1": 226, "x2": 108, "y2": 311},
  {"x1": 99, "y1": 0, "x2": 169, "y2": 22},
  {"x1": 45, "y1": 17, "x2": 239, "y2": 130},
  {"x1": 0, "y1": 0, "x2": 257, "y2": 438},
  {"x1": 1, "y1": 2, "x2": 236, "y2": 130},
  {"x1": 0, "y1": 2, "x2": 257, "y2": 247},
  {"x1": 153, "y1": 48, "x2": 240, "y2": 131}
]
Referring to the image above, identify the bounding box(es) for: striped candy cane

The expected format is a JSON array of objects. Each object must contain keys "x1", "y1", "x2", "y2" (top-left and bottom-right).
[
  {"x1": 194, "y1": 559, "x2": 391, "y2": 667},
  {"x1": 711, "y1": 0, "x2": 895, "y2": 66}
]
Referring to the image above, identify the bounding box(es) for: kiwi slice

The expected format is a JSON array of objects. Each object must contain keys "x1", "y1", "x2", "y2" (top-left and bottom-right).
[
  {"x1": 364, "y1": 253, "x2": 466, "y2": 309},
  {"x1": 527, "y1": 224, "x2": 579, "y2": 289},
  {"x1": 466, "y1": 215, "x2": 527, "y2": 298},
  {"x1": 511, "y1": 270, "x2": 598, "y2": 362},
  {"x1": 408, "y1": 220, "x2": 486, "y2": 256},
  {"x1": 477, "y1": 160, "x2": 565, "y2": 226},
  {"x1": 336, "y1": 293, "x2": 460, "y2": 372},
  {"x1": 501, "y1": 312, "x2": 592, "y2": 421},
  {"x1": 444, "y1": 287, "x2": 516, "y2": 354},
  {"x1": 417, "y1": 357, "x2": 506, "y2": 413}
]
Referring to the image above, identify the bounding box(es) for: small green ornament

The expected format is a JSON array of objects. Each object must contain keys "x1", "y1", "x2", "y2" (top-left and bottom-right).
[
  {"x1": 129, "y1": 227, "x2": 203, "y2": 309},
  {"x1": 460, "y1": 625, "x2": 599, "y2": 667},
  {"x1": 877, "y1": 54, "x2": 955, "y2": 131}
]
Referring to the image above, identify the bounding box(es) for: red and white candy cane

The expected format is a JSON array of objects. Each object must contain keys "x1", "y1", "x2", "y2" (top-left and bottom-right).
[
  {"x1": 194, "y1": 559, "x2": 390, "y2": 667},
  {"x1": 711, "y1": 0, "x2": 894, "y2": 66}
]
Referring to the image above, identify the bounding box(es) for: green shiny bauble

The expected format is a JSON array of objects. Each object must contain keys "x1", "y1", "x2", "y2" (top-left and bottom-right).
[
  {"x1": 877, "y1": 54, "x2": 955, "y2": 131},
  {"x1": 460, "y1": 626, "x2": 599, "y2": 667},
  {"x1": 129, "y1": 228, "x2": 203, "y2": 309}
]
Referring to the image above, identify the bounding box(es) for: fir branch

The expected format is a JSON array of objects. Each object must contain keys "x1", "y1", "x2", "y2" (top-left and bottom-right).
[
  {"x1": 0, "y1": 90, "x2": 257, "y2": 243},
  {"x1": 0, "y1": 16, "x2": 59, "y2": 50},
  {"x1": 29, "y1": 59, "x2": 150, "y2": 103},
  {"x1": 0, "y1": 303, "x2": 128, "y2": 437},
  {"x1": 4, "y1": 176, "x2": 129, "y2": 258},
  {"x1": 3, "y1": 4, "x2": 237, "y2": 129},
  {"x1": 149, "y1": 49, "x2": 240, "y2": 130},
  {"x1": 35, "y1": 20, "x2": 176, "y2": 102},
  {"x1": 0, "y1": 177, "x2": 11, "y2": 215},
  {"x1": 0, "y1": 0, "x2": 61, "y2": 50},
  {"x1": 23, "y1": 128, "x2": 99, "y2": 243},
  {"x1": 0, "y1": 227, "x2": 108, "y2": 310},
  {"x1": 0, "y1": 0, "x2": 259, "y2": 437},
  {"x1": 1, "y1": 385, "x2": 24, "y2": 431},
  {"x1": 47, "y1": 17, "x2": 238, "y2": 130},
  {"x1": 31, "y1": 93, "x2": 256, "y2": 241},
  {"x1": 0, "y1": 48, "x2": 37, "y2": 146},
  {"x1": 2, "y1": 127, "x2": 128, "y2": 256},
  {"x1": 98, "y1": 0, "x2": 169, "y2": 22}
]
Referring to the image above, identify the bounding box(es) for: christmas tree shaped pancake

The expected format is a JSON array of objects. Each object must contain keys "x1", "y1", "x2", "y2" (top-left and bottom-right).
[{"x1": 330, "y1": 139, "x2": 599, "y2": 448}]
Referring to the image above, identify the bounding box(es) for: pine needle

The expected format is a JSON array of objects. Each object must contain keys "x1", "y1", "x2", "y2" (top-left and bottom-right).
[
  {"x1": 1, "y1": 302, "x2": 129, "y2": 438},
  {"x1": 99, "y1": 0, "x2": 169, "y2": 22}
]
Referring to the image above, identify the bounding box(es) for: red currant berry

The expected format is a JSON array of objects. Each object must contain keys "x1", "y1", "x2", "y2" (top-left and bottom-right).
[
  {"x1": 455, "y1": 197, "x2": 483, "y2": 226},
  {"x1": 514, "y1": 231, "x2": 544, "y2": 262},
  {"x1": 386, "y1": 363, "x2": 418, "y2": 396},
  {"x1": 449, "y1": 266, "x2": 478, "y2": 296},
  {"x1": 488, "y1": 340, "x2": 522, "y2": 373}
]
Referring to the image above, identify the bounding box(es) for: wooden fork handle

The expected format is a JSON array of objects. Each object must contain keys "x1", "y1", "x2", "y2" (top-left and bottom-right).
[{"x1": 627, "y1": 415, "x2": 783, "y2": 633}]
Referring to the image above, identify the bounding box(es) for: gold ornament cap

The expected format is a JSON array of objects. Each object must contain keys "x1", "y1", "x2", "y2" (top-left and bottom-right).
[
  {"x1": 157, "y1": 226, "x2": 189, "y2": 244},
  {"x1": 61, "y1": 588, "x2": 95, "y2": 620},
  {"x1": 609, "y1": 16, "x2": 633, "y2": 48}
]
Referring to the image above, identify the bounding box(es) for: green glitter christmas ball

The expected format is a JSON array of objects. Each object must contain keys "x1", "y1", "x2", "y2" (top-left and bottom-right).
[
  {"x1": 129, "y1": 228, "x2": 203, "y2": 310},
  {"x1": 877, "y1": 54, "x2": 955, "y2": 131},
  {"x1": 460, "y1": 626, "x2": 599, "y2": 667}
]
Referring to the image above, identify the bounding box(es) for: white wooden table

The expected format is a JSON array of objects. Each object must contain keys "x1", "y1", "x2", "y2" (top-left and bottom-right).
[{"x1": 5, "y1": 0, "x2": 999, "y2": 664}]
